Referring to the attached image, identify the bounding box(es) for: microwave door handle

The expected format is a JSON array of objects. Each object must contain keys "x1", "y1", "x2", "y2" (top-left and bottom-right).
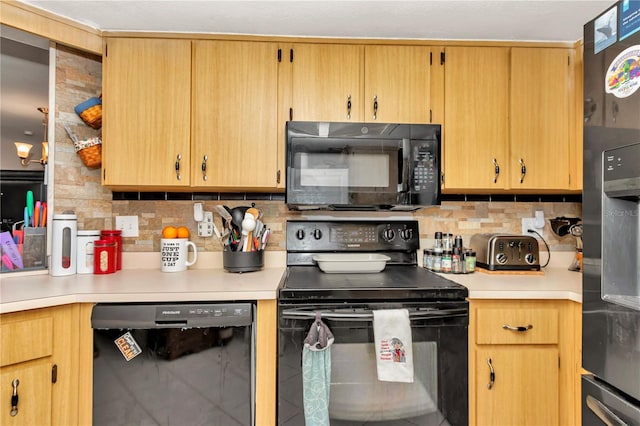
[{"x1": 399, "y1": 138, "x2": 411, "y2": 193}]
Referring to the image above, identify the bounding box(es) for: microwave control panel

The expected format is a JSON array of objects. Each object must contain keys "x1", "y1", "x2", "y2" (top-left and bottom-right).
[{"x1": 412, "y1": 141, "x2": 439, "y2": 192}]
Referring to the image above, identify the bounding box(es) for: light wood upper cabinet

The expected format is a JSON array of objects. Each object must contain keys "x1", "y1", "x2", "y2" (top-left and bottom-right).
[
  {"x1": 102, "y1": 38, "x2": 192, "y2": 188},
  {"x1": 443, "y1": 46, "x2": 510, "y2": 190},
  {"x1": 443, "y1": 46, "x2": 575, "y2": 192},
  {"x1": 191, "y1": 40, "x2": 280, "y2": 189},
  {"x1": 0, "y1": 305, "x2": 80, "y2": 426},
  {"x1": 289, "y1": 44, "x2": 434, "y2": 124},
  {"x1": 510, "y1": 47, "x2": 573, "y2": 190},
  {"x1": 364, "y1": 45, "x2": 431, "y2": 123},
  {"x1": 289, "y1": 43, "x2": 364, "y2": 122}
]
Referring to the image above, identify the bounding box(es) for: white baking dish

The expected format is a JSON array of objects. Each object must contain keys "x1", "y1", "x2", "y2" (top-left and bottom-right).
[{"x1": 312, "y1": 253, "x2": 391, "y2": 273}]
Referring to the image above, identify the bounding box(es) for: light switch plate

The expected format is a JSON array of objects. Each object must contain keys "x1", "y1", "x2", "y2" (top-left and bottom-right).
[{"x1": 115, "y1": 215, "x2": 139, "y2": 237}]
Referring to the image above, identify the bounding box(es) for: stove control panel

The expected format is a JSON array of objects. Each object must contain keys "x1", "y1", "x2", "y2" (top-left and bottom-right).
[{"x1": 287, "y1": 220, "x2": 420, "y2": 252}]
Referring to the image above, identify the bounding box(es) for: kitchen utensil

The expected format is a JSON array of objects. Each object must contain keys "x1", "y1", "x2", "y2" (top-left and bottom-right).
[
  {"x1": 241, "y1": 212, "x2": 257, "y2": 252},
  {"x1": 312, "y1": 253, "x2": 391, "y2": 273},
  {"x1": 230, "y1": 206, "x2": 248, "y2": 229},
  {"x1": 214, "y1": 205, "x2": 233, "y2": 228}
]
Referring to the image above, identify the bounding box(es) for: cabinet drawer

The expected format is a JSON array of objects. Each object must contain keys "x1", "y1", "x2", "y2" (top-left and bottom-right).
[
  {"x1": 0, "y1": 317, "x2": 53, "y2": 367},
  {"x1": 475, "y1": 307, "x2": 558, "y2": 345}
]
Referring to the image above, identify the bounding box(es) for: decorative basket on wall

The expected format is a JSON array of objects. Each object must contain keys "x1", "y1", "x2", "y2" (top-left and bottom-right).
[
  {"x1": 74, "y1": 95, "x2": 102, "y2": 129},
  {"x1": 63, "y1": 122, "x2": 102, "y2": 168}
]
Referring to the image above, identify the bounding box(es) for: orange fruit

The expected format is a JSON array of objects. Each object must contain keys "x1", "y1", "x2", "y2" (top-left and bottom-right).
[
  {"x1": 177, "y1": 226, "x2": 190, "y2": 239},
  {"x1": 162, "y1": 225, "x2": 178, "y2": 239}
]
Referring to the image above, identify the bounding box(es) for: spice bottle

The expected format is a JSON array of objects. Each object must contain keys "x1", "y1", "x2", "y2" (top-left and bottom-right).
[
  {"x1": 93, "y1": 239, "x2": 117, "y2": 274},
  {"x1": 423, "y1": 249, "x2": 432, "y2": 270},
  {"x1": 432, "y1": 250, "x2": 443, "y2": 272},
  {"x1": 442, "y1": 249, "x2": 452, "y2": 273},
  {"x1": 465, "y1": 250, "x2": 476, "y2": 273},
  {"x1": 452, "y1": 246, "x2": 463, "y2": 274}
]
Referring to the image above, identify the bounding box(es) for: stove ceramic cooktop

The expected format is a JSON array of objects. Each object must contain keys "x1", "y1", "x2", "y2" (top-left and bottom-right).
[{"x1": 279, "y1": 265, "x2": 468, "y2": 301}]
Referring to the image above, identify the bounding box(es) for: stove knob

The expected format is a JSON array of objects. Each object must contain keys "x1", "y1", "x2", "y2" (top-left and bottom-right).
[
  {"x1": 382, "y1": 228, "x2": 396, "y2": 241},
  {"x1": 400, "y1": 228, "x2": 413, "y2": 240},
  {"x1": 295, "y1": 229, "x2": 305, "y2": 240},
  {"x1": 312, "y1": 229, "x2": 323, "y2": 240}
]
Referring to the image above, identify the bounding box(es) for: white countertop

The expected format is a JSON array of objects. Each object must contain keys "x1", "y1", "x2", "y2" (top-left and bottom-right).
[{"x1": 1, "y1": 251, "x2": 582, "y2": 314}]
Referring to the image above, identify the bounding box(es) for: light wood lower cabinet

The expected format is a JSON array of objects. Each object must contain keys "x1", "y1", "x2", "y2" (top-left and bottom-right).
[
  {"x1": 0, "y1": 305, "x2": 81, "y2": 426},
  {"x1": 469, "y1": 299, "x2": 582, "y2": 426}
]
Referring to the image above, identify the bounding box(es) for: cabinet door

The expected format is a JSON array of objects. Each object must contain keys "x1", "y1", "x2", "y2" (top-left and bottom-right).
[
  {"x1": 364, "y1": 45, "x2": 431, "y2": 123},
  {"x1": 102, "y1": 38, "x2": 191, "y2": 188},
  {"x1": 0, "y1": 363, "x2": 52, "y2": 425},
  {"x1": 510, "y1": 48, "x2": 572, "y2": 189},
  {"x1": 290, "y1": 43, "x2": 363, "y2": 122},
  {"x1": 443, "y1": 47, "x2": 510, "y2": 191},
  {"x1": 192, "y1": 40, "x2": 279, "y2": 189},
  {"x1": 474, "y1": 347, "x2": 559, "y2": 426}
]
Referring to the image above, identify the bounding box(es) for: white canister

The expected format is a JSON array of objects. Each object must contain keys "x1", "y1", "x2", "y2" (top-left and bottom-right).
[
  {"x1": 51, "y1": 213, "x2": 77, "y2": 276},
  {"x1": 76, "y1": 230, "x2": 100, "y2": 274}
]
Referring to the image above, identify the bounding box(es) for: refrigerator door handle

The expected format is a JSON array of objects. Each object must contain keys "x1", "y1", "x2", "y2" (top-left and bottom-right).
[{"x1": 586, "y1": 395, "x2": 629, "y2": 426}]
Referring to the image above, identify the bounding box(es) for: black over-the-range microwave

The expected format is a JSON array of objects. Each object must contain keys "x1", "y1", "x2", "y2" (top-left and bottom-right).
[{"x1": 285, "y1": 121, "x2": 441, "y2": 211}]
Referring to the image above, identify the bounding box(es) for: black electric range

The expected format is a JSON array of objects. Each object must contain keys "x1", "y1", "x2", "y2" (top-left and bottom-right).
[{"x1": 279, "y1": 219, "x2": 468, "y2": 301}]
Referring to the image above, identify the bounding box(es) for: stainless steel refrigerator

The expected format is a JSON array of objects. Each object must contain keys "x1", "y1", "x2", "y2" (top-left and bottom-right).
[{"x1": 582, "y1": 1, "x2": 640, "y2": 424}]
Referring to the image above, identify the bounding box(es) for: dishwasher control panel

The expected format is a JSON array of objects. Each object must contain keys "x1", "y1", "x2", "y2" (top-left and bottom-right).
[{"x1": 91, "y1": 303, "x2": 254, "y2": 329}]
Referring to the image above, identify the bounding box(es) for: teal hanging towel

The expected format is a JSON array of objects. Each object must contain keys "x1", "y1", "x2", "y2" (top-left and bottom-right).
[{"x1": 302, "y1": 312, "x2": 335, "y2": 426}]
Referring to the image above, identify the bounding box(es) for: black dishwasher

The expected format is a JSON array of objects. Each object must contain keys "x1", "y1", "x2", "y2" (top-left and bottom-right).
[{"x1": 91, "y1": 302, "x2": 255, "y2": 426}]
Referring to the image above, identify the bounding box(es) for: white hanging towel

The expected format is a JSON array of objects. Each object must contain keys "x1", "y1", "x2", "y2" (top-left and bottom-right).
[{"x1": 373, "y1": 309, "x2": 414, "y2": 383}]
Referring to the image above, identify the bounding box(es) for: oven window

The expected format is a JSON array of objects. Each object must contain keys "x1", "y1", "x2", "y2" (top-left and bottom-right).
[{"x1": 330, "y1": 342, "x2": 439, "y2": 423}]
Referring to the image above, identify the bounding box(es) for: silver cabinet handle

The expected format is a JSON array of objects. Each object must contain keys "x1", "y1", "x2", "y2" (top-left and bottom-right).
[
  {"x1": 586, "y1": 395, "x2": 629, "y2": 426},
  {"x1": 487, "y1": 358, "x2": 495, "y2": 390},
  {"x1": 493, "y1": 158, "x2": 500, "y2": 183},
  {"x1": 519, "y1": 158, "x2": 527, "y2": 183},
  {"x1": 10, "y1": 379, "x2": 19, "y2": 416},
  {"x1": 175, "y1": 154, "x2": 182, "y2": 181},
  {"x1": 347, "y1": 95, "x2": 352, "y2": 120},
  {"x1": 373, "y1": 95, "x2": 378, "y2": 120},
  {"x1": 502, "y1": 324, "x2": 533, "y2": 332},
  {"x1": 201, "y1": 155, "x2": 208, "y2": 181}
]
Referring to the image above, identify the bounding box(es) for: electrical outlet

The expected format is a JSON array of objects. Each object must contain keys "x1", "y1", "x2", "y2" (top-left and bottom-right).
[
  {"x1": 197, "y1": 211, "x2": 214, "y2": 237},
  {"x1": 115, "y1": 215, "x2": 139, "y2": 237},
  {"x1": 522, "y1": 218, "x2": 539, "y2": 236}
]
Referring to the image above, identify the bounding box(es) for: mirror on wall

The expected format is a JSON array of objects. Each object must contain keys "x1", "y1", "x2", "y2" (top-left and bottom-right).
[{"x1": 1, "y1": 25, "x2": 50, "y2": 272}]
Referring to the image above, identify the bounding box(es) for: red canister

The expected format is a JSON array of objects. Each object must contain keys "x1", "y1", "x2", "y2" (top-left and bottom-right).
[
  {"x1": 100, "y1": 229, "x2": 122, "y2": 270},
  {"x1": 93, "y1": 239, "x2": 116, "y2": 274}
]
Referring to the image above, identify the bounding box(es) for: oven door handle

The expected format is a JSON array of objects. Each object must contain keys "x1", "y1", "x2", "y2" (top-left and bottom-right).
[{"x1": 281, "y1": 308, "x2": 468, "y2": 321}]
